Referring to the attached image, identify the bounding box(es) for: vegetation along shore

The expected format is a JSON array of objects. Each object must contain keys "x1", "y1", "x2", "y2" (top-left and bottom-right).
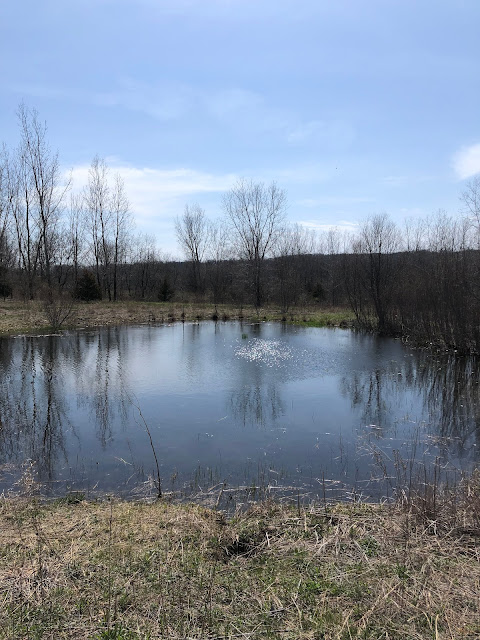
[
  {"x1": 1, "y1": 472, "x2": 480, "y2": 640},
  {"x1": 0, "y1": 300, "x2": 354, "y2": 336}
]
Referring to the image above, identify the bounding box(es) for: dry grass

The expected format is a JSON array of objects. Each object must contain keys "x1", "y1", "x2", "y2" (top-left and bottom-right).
[
  {"x1": 0, "y1": 490, "x2": 479, "y2": 640},
  {"x1": 0, "y1": 300, "x2": 354, "y2": 336}
]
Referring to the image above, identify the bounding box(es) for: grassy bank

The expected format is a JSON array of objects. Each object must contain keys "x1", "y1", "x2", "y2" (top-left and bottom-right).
[
  {"x1": 0, "y1": 300, "x2": 354, "y2": 336},
  {"x1": 1, "y1": 487, "x2": 479, "y2": 639}
]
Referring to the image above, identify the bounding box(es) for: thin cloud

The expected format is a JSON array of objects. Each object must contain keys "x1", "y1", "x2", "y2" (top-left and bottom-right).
[
  {"x1": 69, "y1": 162, "x2": 237, "y2": 222},
  {"x1": 287, "y1": 119, "x2": 355, "y2": 148},
  {"x1": 452, "y1": 143, "x2": 480, "y2": 180},
  {"x1": 287, "y1": 120, "x2": 325, "y2": 143},
  {"x1": 299, "y1": 219, "x2": 359, "y2": 233}
]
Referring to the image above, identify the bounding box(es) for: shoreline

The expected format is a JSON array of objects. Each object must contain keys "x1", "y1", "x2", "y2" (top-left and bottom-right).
[{"x1": 0, "y1": 300, "x2": 354, "y2": 337}]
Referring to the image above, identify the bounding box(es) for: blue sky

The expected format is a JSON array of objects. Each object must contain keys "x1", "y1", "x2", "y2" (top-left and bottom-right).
[{"x1": 1, "y1": 0, "x2": 479, "y2": 255}]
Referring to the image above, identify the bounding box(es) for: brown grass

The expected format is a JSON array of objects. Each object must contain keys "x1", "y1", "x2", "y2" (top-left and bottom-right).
[
  {"x1": 0, "y1": 492, "x2": 479, "y2": 639},
  {"x1": 0, "y1": 300, "x2": 354, "y2": 335}
]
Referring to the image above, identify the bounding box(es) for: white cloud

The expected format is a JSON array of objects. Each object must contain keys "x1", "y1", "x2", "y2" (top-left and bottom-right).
[
  {"x1": 299, "y1": 219, "x2": 359, "y2": 234},
  {"x1": 68, "y1": 161, "x2": 237, "y2": 255},
  {"x1": 69, "y1": 162, "x2": 236, "y2": 218},
  {"x1": 452, "y1": 143, "x2": 480, "y2": 180}
]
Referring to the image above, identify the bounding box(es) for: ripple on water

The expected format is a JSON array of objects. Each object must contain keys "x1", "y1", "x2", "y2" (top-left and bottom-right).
[{"x1": 234, "y1": 338, "x2": 294, "y2": 368}]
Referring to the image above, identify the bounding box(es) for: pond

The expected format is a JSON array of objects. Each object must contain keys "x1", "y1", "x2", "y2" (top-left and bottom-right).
[{"x1": 0, "y1": 321, "x2": 478, "y2": 504}]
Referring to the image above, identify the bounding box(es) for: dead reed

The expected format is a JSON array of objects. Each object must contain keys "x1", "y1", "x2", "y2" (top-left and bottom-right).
[{"x1": 0, "y1": 470, "x2": 479, "y2": 639}]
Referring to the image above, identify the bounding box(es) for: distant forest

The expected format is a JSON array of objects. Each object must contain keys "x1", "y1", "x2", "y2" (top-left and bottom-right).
[{"x1": 2, "y1": 106, "x2": 480, "y2": 353}]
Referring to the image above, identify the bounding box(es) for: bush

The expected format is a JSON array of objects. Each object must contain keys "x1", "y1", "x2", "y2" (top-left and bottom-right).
[
  {"x1": 74, "y1": 271, "x2": 102, "y2": 301},
  {"x1": 158, "y1": 277, "x2": 174, "y2": 302},
  {"x1": 0, "y1": 282, "x2": 12, "y2": 299}
]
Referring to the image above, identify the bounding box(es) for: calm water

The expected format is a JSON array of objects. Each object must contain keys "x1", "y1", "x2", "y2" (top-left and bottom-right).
[{"x1": 0, "y1": 322, "x2": 478, "y2": 501}]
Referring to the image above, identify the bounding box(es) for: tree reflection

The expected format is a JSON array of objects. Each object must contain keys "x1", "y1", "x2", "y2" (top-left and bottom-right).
[
  {"x1": 341, "y1": 352, "x2": 480, "y2": 458},
  {"x1": 416, "y1": 355, "x2": 480, "y2": 452},
  {"x1": 229, "y1": 382, "x2": 284, "y2": 429},
  {"x1": 0, "y1": 336, "x2": 69, "y2": 484},
  {"x1": 0, "y1": 327, "x2": 133, "y2": 487}
]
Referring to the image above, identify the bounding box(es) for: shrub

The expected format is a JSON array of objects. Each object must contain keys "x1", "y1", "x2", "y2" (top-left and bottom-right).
[
  {"x1": 0, "y1": 282, "x2": 12, "y2": 299},
  {"x1": 158, "y1": 277, "x2": 174, "y2": 302},
  {"x1": 74, "y1": 271, "x2": 102, "y2": 301}
]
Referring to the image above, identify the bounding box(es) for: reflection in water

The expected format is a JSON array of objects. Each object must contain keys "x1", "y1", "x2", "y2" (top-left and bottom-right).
[
  {"x1": 230, "y1": 383, "x2": 284, "y2": 429},
  {"x1": 229, "y1": 335, "x2": 286, "y2": 428},
  {"x1": 0, "y1": 323, "x2": 478, "y2": 496},
  {"x1": 0, "y1": 328, "x2": 132, "y2": 489},
  {"x1": 0, "y1": 337, "x2": 69, "y2": 482},
  {"x1": 341, "y1": 353, "x2": 480, "y2": 460}
]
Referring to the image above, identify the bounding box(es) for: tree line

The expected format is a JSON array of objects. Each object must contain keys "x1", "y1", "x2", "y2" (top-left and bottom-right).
[{"x1": 2, "y1": 106, "x2": 480, "y2": 352}]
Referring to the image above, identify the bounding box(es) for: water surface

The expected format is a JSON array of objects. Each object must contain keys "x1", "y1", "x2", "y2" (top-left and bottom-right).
[{"x1": 0, "y1": 322, "x2": 478, "y2": 501}]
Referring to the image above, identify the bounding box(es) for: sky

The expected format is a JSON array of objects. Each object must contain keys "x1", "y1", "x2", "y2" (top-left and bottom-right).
[{"x1": 1, "y1": 0, "x2": 479, "y2": 256}]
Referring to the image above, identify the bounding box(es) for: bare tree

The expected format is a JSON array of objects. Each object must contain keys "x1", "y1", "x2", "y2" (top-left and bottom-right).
[
  {"x1": 461, "y1": 175, "x2": 480, "y2": 250},
  {"x1": 130, "y1": 233, "x2": 159, "y2": 299},
  {"x1": 83, "y1": 156, "x2": 112, "y2": 299},
  {"x1": 461, "y1": 175, "x2": 480, "y2": 222},
  {"x1": 342, "y1": 214, "x2": 400, "y2": 333},
  {"x1": 52, "y1": 192, "x2": 85, "y2": 289},
  {"x1": 175, "y1": 203, "x2": 209, "y2": 293},
  {"x1": 324, "y1": 227, "x2": 348, "y2": 306},
  {"x1": 111, "y1": 173, "x2": 131, "y2": 301},
  {"x1": 9, "y1": 134, "x2": 41, "y2": 300},
  {"x1": 0, "y1": 147, "x2": 14, "y2": 285},
  {"x1": 273, "y1": 223, "x2": 316, "y2": 311},
  {"x1": 67, "y1": 193, "x2": 85, "y2": 289},
  {"x1": 206, "y1": 220, "x2": 231, "y2": 305},
  {"x1": 83, "y1": 159, "x2": 132, "y2": 301},
  {"x1": 223, "y1": 179, "x2": 287, "y2": 308},
  {"x1": 360, "y1": 213, "x2": 400, "y2": 333},
  {"x1": 17, "y1": 105, "x2": 69, "y2": 289}
]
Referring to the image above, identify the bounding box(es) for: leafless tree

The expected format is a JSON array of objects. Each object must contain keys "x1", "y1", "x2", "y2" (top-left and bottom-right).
[
  {"x1": 0, "y1": 147, "x2": 14, "y2": 281},
  {"x1": 206, "y1": 220, "x2": 231, "y2": 305},
  {"x1": 9, "y1": 133, "x2": 41, "y2": 300},
  {"x1": 129, "y1": 233, "x2": 159, "y2": 299},
  {"x1": 175, "y1": 203, "x2": 209, "y2": 293},
  {"x1": 360, "y1": 213, "x2": 400, "y2": 333},
  {"x1": 83, "y1": 156, "x2": 112, "y2": 298},
  {"x1": 342, "y1": 214, "x2": 400, "y2": 333},
  {"x1": 323, "y1": 227, "x2": 349, "y2": 306},
  {"x1": 273, "y1": 223, "x2": 316, "y2": 311},
  {"x1": 461, "y1": 175, "x2": 480, "y2": 222},
  {"x1": 83, "y1": 158, "x2": 133, "y2": 301},
  {"x1": 17, "y1": 105, "x2": 69, "y2": 290},
  {"x1": 67, "y1": 193, "x2": 85, "y2": 288},
  {"x1": 51, "y1": 192, "x2": 85, "y2": 289},
  {"x1": 111, "y1": 173, "x2": 131, "y2": 301},
  {"x1": 223, "y1": 178, "x2": 287, "y2": 308}
]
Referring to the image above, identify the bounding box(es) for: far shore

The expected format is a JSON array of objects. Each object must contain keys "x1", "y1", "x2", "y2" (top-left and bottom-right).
[{"x1": 0, "y1": 299, "x2": 354, "y2": 336}]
